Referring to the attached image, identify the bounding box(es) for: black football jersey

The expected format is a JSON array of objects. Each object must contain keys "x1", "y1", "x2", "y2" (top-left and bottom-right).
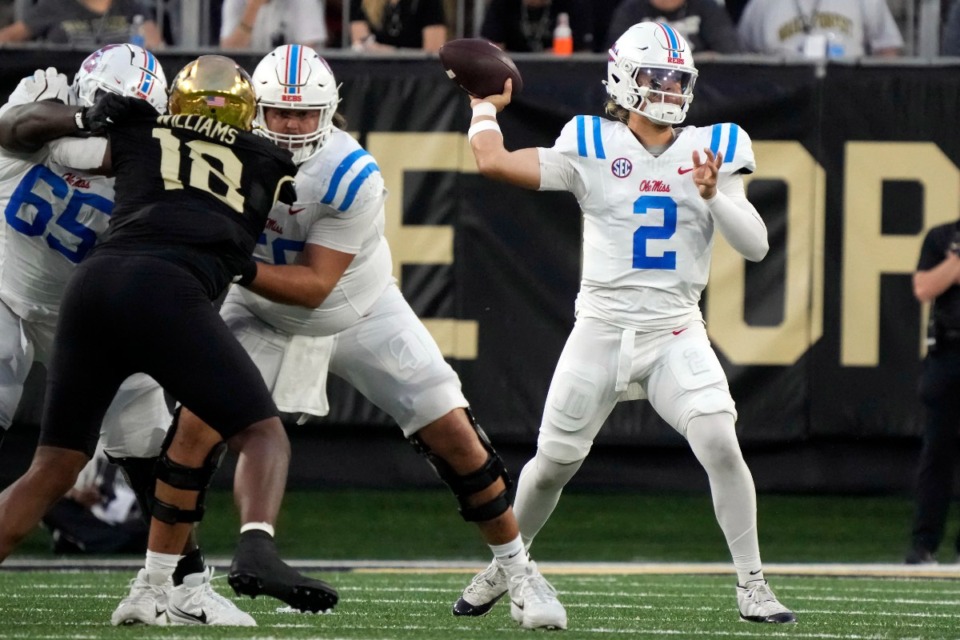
[
  {"x1": 918, "y1": 222, "x2": 960, "y2": 331},
  {"x1": 98, "y1": 100, "x2": 297, "y2": 296}
]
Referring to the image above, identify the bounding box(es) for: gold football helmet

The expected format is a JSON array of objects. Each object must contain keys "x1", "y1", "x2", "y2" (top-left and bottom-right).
[{"x1": 168, "y1": 55, "x2": 256, "y2": 130}]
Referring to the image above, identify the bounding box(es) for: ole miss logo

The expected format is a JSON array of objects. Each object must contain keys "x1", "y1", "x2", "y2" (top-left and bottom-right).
[
  {"x1": 281, "y1": 95, "x2": 302, "y2": 102},
  {"x1": 611, "y1": 157, "x2": 632, "y2": 178}
]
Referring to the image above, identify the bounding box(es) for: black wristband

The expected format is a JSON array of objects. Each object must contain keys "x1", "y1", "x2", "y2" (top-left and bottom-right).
[{"x1": 237, "y1": 260, "x2": 258, "y2": 286}]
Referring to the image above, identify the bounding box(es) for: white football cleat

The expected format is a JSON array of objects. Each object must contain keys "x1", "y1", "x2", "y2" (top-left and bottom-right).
[
  {"x1": 737, "y1": 581, "x2": 797, "y2": 623},
  {"x1": 453, "y1": 559, "x2": 508, "y2": 616},
  {"x1": 111, "y1": 568, "x2": 170, "y2": 626},
  {"x1": 508, "y1": 562, "x2": 567, "y2": 630},
  {"x1": 167, "y1": 568, "x2": 256, "y2": 626}
]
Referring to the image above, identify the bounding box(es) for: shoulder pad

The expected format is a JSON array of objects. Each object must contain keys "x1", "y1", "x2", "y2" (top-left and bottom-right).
[
  {"x1": 696, "y1": 123, "x2": 756, "y2": 175},
  {"x1": 552, "y1": 115, "x2": 611, "y2": 160},
  {"x1": 296, "y1": 130, "x2": 382, "y2": 212}
]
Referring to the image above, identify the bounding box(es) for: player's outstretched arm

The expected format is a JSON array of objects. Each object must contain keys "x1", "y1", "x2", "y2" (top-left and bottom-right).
[
  {"x1": 469, "y1": 79, "x2": 541, "y2": 190},
  {"x1": 0, "y1": 101, "x2": 84, "y2": 153},
  {"x1": 241, "y1": 243, "x2": 356, "y2": 309}
]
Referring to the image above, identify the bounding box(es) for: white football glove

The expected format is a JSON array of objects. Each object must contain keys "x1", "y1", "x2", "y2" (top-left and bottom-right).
[{"x1": 6, "y1": 67, "x2": 71, "y2": 107}]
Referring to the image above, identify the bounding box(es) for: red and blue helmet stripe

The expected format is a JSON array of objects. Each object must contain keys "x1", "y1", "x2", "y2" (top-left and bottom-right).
[
  {"x1": 657, "y1": 22, "x2": 685, "y2": 62},
  {"x1": 138, "y1": 48, "x2": 159, "y2": 96},
  {"x1": 284, "y1": 44, "x2": 303, "y2": 95}
]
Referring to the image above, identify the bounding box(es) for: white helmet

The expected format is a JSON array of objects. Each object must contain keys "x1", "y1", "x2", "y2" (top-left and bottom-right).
[
  {"x1": 71, "y1": 44, "x2": 168, "y2": 114},
  {"x1": 606, "y1": 22, "x2": 697, "y2": 125},
  {"x1": 252, "y1": 44, "x2": 340, "y2": 165}
]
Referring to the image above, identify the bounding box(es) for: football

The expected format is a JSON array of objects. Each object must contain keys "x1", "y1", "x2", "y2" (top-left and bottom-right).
[{"x1": 439, "y1": 38, "x2": 524, "y2": 99}]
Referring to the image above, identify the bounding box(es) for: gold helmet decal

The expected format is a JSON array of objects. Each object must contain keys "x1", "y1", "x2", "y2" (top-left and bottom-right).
[{"x1": 168, "y1": 55, "x2": 256, "y2": 130}]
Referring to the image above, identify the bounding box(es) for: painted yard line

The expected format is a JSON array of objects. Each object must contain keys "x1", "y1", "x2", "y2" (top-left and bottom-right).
[{"x1": 4, "y1": 558, "x2": 960, "y2": 579}]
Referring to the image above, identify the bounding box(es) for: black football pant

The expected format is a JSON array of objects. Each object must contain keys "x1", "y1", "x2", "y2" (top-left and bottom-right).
[{"x1": 40, "y1": 254, "x2": 278, "y2": 456}]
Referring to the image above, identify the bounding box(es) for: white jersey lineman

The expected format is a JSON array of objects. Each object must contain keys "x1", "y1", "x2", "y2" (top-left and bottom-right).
[
  {"x1": 221, "y1": 129, "x2": 468, "y2": 435},
  {"x1": 0, "y1": 141, "x2": 170, "y2": 457},
  {"x1": 534, "y1": 115, "x2": 764, "y2": 461}
]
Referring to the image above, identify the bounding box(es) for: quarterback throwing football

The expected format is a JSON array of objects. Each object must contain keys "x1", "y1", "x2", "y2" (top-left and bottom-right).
[{"x1": 455, "y1": 22, "x2": 797, "y2": 625}]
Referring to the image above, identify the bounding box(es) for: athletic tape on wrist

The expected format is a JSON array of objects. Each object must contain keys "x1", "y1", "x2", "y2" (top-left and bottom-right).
[
  {"x1": 468, "y1": 120, "x2": 502, "y2": 143},
  {"x1": 471, "y1": 102, "x2": 497, "y2": 119}
]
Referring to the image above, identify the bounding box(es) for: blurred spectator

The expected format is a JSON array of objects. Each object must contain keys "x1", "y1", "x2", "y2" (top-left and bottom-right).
[
  {"x1": 605, "y1": 0, "x2": 743, "y2": 54},
  {"x1": 944, "y1": 0, "x2": 960, "y2": 56},
  {"x1": 737, "y1": 0, "x2": 903, "y2": 58},
  {"x1": 480, "y1": 0, "x2": 593, "y2": 53},
  {"x1": 0, "y1": 0, "x2": 163, "y2": 48},
  {"x1": 722, "y1": 0, "x2": 749, "y2": 24},
  {"x1": 590, "y1": 0, "x2": 621, "y2": 51},
  {"x1": 0, "y1": 1, "x2": 14, "y2": 30},
  {"x1": 350, "y1": 0, "x2": 446, "y2": 52},
  {"x1": 220, "y1": 0, "x2": 327, "y2": 50},
  {"x1": 41, "y1": 447, "x2": 148, "y2": 555}
]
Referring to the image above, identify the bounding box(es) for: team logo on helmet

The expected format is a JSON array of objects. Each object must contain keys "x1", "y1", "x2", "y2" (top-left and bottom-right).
[
  {"x1": 80, "y1": 44, "x2": 121, "y2": 73},
  {"x1": 611, "y1": 157, "x2": 632, "y2": 178}
]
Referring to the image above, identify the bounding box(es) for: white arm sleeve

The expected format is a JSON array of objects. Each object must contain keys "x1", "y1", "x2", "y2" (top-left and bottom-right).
[
  {"x1": 706, "y1": 173, "x2": 768, "y2": 262},
  {"x1": 47, "y1": 137, "x2": 108, "y2": 171}
]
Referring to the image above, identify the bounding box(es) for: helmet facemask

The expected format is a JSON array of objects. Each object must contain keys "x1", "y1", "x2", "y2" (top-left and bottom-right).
[
  {"x1": 252, "y1": 45, "x2": 340, "y2": 165},
  {"x1": 606, "y1": 22, "x2": 698, "y2": 126}
]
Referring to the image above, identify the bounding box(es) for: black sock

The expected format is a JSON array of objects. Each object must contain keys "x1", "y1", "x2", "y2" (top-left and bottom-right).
[{"x1": 173, "y1": 547, "x2": 206, "y2": 586}]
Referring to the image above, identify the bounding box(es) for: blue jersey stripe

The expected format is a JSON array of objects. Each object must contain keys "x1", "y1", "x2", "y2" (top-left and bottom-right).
[
  {"x1": 576, "y1": 116, "x2": 587, "y2": 157},
  {"x1": 321, "y1": 149, "x2": 369, "y2": 204},
  {"x1": 724, "y1": 124, "x2": 739, "y2": 163},
  {"x1": 592, "y1": 117, "x2": 605, "y2": 159},
  {"x1": 709, "y1": 124, "x2": 722, "y2": 156},
  {"x1": 338, "y1": 162, "x2": 380, "y2": 211}
]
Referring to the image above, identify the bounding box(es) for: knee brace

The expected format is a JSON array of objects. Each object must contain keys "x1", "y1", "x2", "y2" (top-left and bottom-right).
[
  {"x1": 106, "y1": 453, "x2": 158, "y2": 525},
  {"x1": 151, "y1": 408, "x2": 227, "y2": 525},
  {"x1": 409, "y1": 408, "x2": 513, "y2": 522}
]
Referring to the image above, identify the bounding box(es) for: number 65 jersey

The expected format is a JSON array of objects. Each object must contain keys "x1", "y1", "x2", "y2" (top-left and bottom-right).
[
  {"x1": 0, "y1": 146, "x2": 115, "y2": 324},
  {"x1": 538, "y1": 116, "x2": 757, "y2": 332}
]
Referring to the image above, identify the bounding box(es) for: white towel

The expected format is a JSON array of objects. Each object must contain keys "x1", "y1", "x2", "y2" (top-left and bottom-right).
[
  {"x1": 615, "y1": 329, "x2": 646, "y2": 402},
  {"x1": 272, "y1": 334, "x2": 335, "y2": 422}
]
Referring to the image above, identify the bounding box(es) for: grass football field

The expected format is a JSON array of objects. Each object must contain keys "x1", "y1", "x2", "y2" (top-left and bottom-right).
[
  {"x1": 0, "y1": 490, "x2": 958, "y2": 638},
  {"x1": 0, "y1": 569, "x2": 958, "y2": 639}
]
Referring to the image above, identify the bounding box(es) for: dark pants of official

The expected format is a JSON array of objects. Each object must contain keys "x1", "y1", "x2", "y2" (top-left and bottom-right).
[
  {"x1": 39, "y1": 253, "x2": 278, "y2": 456},
  {"x1": 911, "y1": 348, "x2": 960, "y2": 554}
]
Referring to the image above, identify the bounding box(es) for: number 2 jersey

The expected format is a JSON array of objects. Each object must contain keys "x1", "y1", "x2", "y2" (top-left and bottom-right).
[
  {"x1": 0, "y1": 144, "x2": 115, "y2": 324},
  {"x1": 538, "y1": 116, "x2": 757, "y2": 332},
  {"x1": 99, "y1": 101, "x2": 298, "y2": 298}
]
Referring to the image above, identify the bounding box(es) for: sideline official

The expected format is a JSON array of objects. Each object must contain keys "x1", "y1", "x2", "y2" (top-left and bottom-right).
[{"x1": 907, "y1": 221, "x2": 960, "y2": 564}]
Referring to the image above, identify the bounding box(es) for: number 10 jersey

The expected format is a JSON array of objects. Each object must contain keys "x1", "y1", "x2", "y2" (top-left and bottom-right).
[{"x1": 101, "y1": 101, "x2": 297, "y2": 298}]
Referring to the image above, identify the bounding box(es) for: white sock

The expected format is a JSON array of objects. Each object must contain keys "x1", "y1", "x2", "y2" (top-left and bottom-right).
[
  {"x1": 686, "y1": 414, "x2": 763, "y2": 586},
  {"x1": 240, "y1": 522, "x2": 275, "y2": 537},
  {"x1": 513, "y1": 452, "x2": 584, "y2": 549},
  {"x1": 144, "y1": 550, "x2": 181, "y2": 582},
  {"x1": 490, "y1": 535, "x2": 527, "y2": 578}
]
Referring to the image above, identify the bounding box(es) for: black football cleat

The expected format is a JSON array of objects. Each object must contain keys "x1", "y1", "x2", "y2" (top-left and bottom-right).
[{"x1": 228, "y1": 530, "x2": 338, "y2": 613}]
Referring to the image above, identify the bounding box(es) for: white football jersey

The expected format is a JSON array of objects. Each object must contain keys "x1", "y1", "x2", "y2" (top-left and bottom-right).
[
  {"x1": 238, "y1": 129, "x2": 392, "y2": 336},
  {"x1": 0, "y1": 149, "x2": 114, "y2": 324},
  {"x1": 538, "y1": 116, "x2": 756, "y2": 332}
]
